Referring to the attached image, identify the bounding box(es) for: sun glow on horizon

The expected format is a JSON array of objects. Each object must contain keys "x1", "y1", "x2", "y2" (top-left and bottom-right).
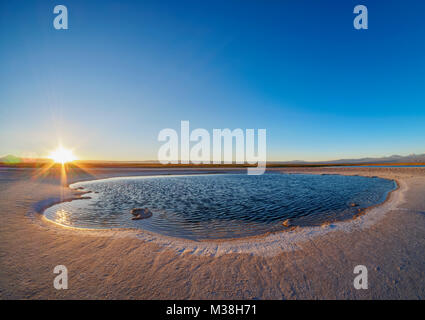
[{"x1": 48, "y1": 146, "x2": 77, "y2": 164}]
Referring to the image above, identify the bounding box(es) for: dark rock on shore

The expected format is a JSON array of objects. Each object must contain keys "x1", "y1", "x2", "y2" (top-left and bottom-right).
[{"x1": 282, "y1": 219, "x2": 291, "y2": 227}]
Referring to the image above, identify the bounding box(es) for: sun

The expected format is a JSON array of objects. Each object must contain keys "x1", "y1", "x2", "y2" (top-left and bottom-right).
[{"x1": 48, "y1": 146, "x2": 76, "y2": 164}]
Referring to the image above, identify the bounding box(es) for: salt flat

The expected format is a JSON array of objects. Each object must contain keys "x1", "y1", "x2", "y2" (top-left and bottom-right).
[{"x1": 0, "y1": 166, "x2": 424, "y2": 299}]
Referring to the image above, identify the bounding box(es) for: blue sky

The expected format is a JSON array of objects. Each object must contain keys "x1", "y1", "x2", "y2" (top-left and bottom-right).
[{"x1": 1, "y1": 0, "x2": 424, "y2": 161}]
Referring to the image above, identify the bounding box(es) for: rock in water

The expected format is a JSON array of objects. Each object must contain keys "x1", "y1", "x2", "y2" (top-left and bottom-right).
[
  {"x1": 131, "y1": 208, "x2": 141, "y2": 216},
  {"x1": 130, "y1": 208, "x2": 152, "y2": 219}
]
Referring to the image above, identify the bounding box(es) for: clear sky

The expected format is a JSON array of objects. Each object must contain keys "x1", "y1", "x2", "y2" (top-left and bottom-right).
[{"x1": 1, "y1": 0, "x2": 424, "y2": 161}]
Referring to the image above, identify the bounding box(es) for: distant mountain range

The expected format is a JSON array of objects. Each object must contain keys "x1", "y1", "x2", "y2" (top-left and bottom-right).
[
  {"x1": 270, "y1": 153, "x2": 425, "y2": 165},
  {"x1": 0, "y1": 154, "x2": 26, "y2": 164},
  {"x1": 1, "y1": 153, "x2": 425, "y2": 165}
]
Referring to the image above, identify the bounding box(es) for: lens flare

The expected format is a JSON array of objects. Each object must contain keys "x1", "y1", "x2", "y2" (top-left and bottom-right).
[{"x1": 48, "y1": 146, "x2": 76, "y2": 164}]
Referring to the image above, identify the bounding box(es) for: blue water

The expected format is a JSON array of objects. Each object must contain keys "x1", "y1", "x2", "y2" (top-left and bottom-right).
[{"x1": 43, "y1": 173, "x2": 396, "y2": 240}]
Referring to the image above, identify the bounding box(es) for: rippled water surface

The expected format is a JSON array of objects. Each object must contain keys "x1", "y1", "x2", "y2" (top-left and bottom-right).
[{"x1": 44, "y1": 173, "x2": 396, "y2": 240}]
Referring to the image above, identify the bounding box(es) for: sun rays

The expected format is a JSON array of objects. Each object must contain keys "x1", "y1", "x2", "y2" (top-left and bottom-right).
[
  {"x1": 30, "y1": 146, "x2": 95, "y2": 197},
  {"x1": 48, "y1": 146, "x2": 76, "y2": 164}
]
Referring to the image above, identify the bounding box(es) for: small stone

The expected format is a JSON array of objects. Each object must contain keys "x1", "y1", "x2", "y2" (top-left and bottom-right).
[
  {"x1": 282, "y1": 219, "x2": 291, "y2": 227},
  {"x1": 321, "y1": 221, "x2": 331, "y2": 228}
]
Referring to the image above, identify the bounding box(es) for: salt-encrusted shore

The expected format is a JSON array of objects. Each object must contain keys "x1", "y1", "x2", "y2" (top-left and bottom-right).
[{"x1": 0, "y1": 166, "x2": 424, "y2": 299}]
